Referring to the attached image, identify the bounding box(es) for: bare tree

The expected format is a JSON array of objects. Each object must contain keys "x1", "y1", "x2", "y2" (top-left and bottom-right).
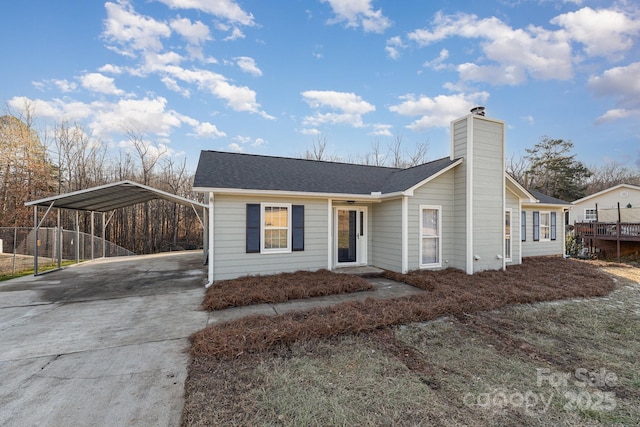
[
  {"x1": 361, "y1": 139, "x2": 386, "y2": 166},
  {"x1": 388, "y1": 133, "x2": 429, "y2": 168},
  {"x1": 506, "y1": 154, "x2": 529, "y2": 186},
  {"x1": 303, "y1": 134, "x2": 331, "y2": 161},
  {"x1": 586, "y1": 162, "x2": 640, "y2": 194},
  {"x1": 52, "y1": 121, "x2": 107, "y2": 193}
]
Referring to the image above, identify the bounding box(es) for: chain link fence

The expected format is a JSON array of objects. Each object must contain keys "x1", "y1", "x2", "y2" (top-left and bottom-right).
[{"x1": 0, "y1": 227, "x2": 135, "y2": 275}]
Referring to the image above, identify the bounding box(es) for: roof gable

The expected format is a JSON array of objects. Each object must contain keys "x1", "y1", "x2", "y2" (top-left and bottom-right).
[
  {"x1": 193, "y1": 150, "x2": 460, "y2": 196},
  {"x1": 525, "y1": 189, "x2": 571, "y2": 206},
  {"x1": 571, "y1": 183, "x2": 640, "y2": 204}
]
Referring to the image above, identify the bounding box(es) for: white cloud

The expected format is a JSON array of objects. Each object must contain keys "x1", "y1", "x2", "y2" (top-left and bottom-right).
[
  {"x1": 589, "y1": 62, "x2": 640, "y2": 123},
  {"x1": 155, "y1": 0, "x2": 255, "y2": 26},
  {"x1": 370, "y1": 123, "x2": 393, "y2": 136},
  {"x1": 228, "y1": 142, "x2": 243, "y2": 152},
  {"x1": 161, "y1": 76, "x2": 190, "y2": 97},
  {"x1": 301, "y1": 90, "x2": 375, "y2": 127},
  {"x1": 385, "y1": 36, "x2": 405, "y2": 60},
  {"x1": 160, "y1": 65, "x2": 273, "y2": 118},
  {"x1": 80, "y1": 72, "x2": 125, "y2": 95},
  {"x1": 8, "y1": 96, "x2": 94, "y2": 122},
  {"x1": 594, "y1": 108, "x2": 640, "y2": 124},
  {"x1": 407, "y1": 11, "x2": 574, "y2": 84},
  {"x1": 8, "y1": 95, "x2": 196, "y2": 142},
  {"x1": 191, "y1": 121, "x2": 226, "y2": 138},
  {"x1": 170, "y1": 17, "x2": 211, "y2": 45},
  {"x1": 103, "y1": 1, "x2": 171, "y2": 55},
  {"x1": 389, "y1": 92, "x2": 490, "y2": 130},
  {"x1": 216, "y1": 22, "x2": 245, "y2": 42},
  {"x1": 98, "y1": 64, "x2": 124, "y2": 74},
  {"x1": 300, "y1": 128, "x2": 321, "y2": 135},
  {"x1": 48, "y1": 79, "x2": 78, "y2": 92},
  {"x1": 321, "y1": 0, "x2": 392, "y2": 33},
  {"x1": 551, "y1": 7, "x2": 640, "y2": 60},
  {"x1": 232, "y1": 135, "x2": 266, "y2": 148},
  {"x1": 521, "y1": 115, "x2": 535, "y2": 125},
  {"x1": 423, "y1": 48, "x2": 450, "y2": 70},
  {"x1": 235, "y1": 56, "x2": 262, "y2": 76}
]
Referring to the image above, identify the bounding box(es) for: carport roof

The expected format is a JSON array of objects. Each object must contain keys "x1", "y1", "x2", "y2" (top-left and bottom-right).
[{"x1": 25, "y1": 180, "x2": 207, "y2": 212}]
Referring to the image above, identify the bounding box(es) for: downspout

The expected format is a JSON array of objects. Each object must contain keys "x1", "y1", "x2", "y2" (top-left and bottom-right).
[
  {"x1": 327, "y1": 199, "x2": 333, "y2": 271},
  {"x1": 401, "y1": 195, "x2": 409, "y2": 274},
  {"x1": 205, "y1": 192, "x2": 214, "y2": 288}
]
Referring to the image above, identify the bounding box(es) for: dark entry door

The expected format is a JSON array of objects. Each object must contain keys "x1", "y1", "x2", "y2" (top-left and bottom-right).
[{"x1": 338, "y1": 210, "x2": 357, "y2": 263}]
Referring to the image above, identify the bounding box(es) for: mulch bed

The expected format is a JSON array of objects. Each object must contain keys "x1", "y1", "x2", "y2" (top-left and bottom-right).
[
  {"x1": 191, "y1": 257, "x2": 615, "y2": 360},
  {"x1": 202, "y1": 269, "x2": 373, "y2": 310}
]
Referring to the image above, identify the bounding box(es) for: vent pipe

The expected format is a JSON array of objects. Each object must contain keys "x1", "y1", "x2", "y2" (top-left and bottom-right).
[{"x1": 470, "y1": 106, "x2": 485, "y2": 116}]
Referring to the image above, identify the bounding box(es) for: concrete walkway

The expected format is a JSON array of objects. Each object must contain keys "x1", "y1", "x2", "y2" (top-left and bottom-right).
[
  {"x1": 206, "y1": 276, "x2": 425, "y2": 325},
  {"x1": 0, "y1": 253, "x2": 423, "y2": 426},
  {"x1": 0, "y1": 252, "x2": 209, "y2": 427}
]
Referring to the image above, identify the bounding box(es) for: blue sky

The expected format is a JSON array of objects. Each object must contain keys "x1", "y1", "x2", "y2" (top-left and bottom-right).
[{"x1": 1, "y1": 0, "x2": 639, "y2": 172}]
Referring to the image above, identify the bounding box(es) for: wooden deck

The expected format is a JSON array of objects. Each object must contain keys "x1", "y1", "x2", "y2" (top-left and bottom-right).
[{"x1": 575, "y1": 222, "x2": 640, "y2": 242}]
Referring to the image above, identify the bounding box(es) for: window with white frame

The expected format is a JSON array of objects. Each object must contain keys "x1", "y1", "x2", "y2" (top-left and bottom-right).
[
  {"x1": 584, "y1": 208, "x2": 597, "y2": 222},
  {"x1": 505, "y1": 209, "x2": 512, "y2": 261},
  {"x1": 262, "y1": 204, "x2": 291, "y2": 252},
  {"x1": 540, "y1": 211, "x2": 551, "y2": 241},
  {"x1": 420, "y1": 206, "x2": 441, "y2": 267}
]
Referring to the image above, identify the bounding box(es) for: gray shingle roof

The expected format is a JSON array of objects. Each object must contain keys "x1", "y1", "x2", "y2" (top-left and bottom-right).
[
  {"x1": 528, "y1": 189, "x2": 570, "y2": 205},
  {"x1": 193, "y1": 150, "x2": 459, "y2": 195}
]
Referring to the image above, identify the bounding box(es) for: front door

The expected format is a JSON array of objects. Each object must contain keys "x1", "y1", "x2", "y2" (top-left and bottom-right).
[{"x1": 335, "y1": 207, "x2": 367, "y2": 265}]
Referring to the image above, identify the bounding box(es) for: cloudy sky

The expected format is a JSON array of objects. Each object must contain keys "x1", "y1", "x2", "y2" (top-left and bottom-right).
[{"x1": 1, "y1": 0, "x2": 639, "y2": 171}]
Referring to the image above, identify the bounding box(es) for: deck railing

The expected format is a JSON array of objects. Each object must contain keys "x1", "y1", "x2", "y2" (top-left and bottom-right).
[{"x1": 574, "y1": 222, "x2": 640, "y2": 240}]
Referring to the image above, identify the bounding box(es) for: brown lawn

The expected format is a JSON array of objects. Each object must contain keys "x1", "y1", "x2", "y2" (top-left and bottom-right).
[
  {"x1": 191, "y1": 257, "x2": 614, "y2": 359},
  {"x1": 183, "y1": 257, "x2": 638, "y2": 426}
]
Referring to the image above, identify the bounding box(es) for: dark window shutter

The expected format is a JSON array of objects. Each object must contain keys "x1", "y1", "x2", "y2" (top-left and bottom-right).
[
  {"x1": 521, "y1": 211, "x2": 526, "y2": 242},
  {"x1": 533, "y1": 211, "x2": 540, "y2": 241},
  {"x1": 246, "y1": 204, "x2": 261, "y2": 253},
  {"x1": 292, "y1": 205, "x2": 304, "y2": 251},
  {"x1": 550, "y1": 212, "x2": 557, "y2": 241}
]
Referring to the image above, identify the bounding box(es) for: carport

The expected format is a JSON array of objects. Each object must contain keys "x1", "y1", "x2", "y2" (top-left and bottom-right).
[{"x1": 25, "y1": 180, "x2": 209, "y2": 278}]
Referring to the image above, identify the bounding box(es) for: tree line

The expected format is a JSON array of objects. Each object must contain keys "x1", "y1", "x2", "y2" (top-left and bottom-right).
[
  {"x1": 0, "y1": 105, "x2": 202, "y2": 254},
  {"x1": 2, "y1": 104, "x2": 639, "y2": 254}
]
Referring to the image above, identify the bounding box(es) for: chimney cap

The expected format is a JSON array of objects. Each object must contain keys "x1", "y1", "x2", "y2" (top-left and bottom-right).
[{"x1": 470, "y1": 106, "x2": 485, "y2": 116}]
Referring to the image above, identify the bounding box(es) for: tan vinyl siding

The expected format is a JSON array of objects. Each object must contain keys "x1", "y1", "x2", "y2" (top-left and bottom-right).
[
  {"x1": 451, "y1": 117, "x2": 468, "y2": 269},
  {"x1": 521, "y1": 208, "x2": 565, "y2": 257},
  {"x1": 409, "y1": 168, "x2": 456, "y2": 270},
  {"x1": 370, "y1": 199, "x2": 402, "y2": 272},
  {"x1": 212, "y1": 195, "x2": 328, "y2": 281},
  {"x1": 470, "y1": 117, "x2": 505, "y2": 272}
]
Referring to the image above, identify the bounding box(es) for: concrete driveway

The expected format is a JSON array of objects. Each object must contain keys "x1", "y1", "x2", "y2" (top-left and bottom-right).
[{"x1": 0, "y1": 251, "x2": 208, "y2": 426}]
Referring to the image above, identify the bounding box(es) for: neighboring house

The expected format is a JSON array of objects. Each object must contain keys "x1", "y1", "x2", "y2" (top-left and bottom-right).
[
  {"x1": 569, "y1": 184, "x2": 640, "y2": 224},
  {"x1": 193, "y1": 110, "x2": 566, "y2": 282}
]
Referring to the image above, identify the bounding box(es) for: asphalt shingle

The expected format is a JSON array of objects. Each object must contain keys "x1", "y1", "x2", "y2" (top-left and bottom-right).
[{"x1": 193, "y1": 151, "x2": 460, "y2": 195}]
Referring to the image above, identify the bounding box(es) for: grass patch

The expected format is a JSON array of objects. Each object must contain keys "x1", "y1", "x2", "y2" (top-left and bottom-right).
[
  {"x1": 0, "y1": 260, "x2": 77, "y2": 282},
  {"x1": 202, "y1": 269, "x2": 374, "y2": 310},
  {"x1": 183, "y1": 260, "x2": 640, "y2": 426}
]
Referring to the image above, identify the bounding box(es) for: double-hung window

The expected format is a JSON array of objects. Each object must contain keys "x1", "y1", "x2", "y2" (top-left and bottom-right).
[
  {"x1": 539, "y1": 212, "x2": 551, "y2": 241},
  {"x1": 420, "y1": 205, "x2": 441, "y2": 268},
  {"x1": 246, "y1": 203, "x2": 304, "y2": 254},
  {"x1": 584, "y1": 208, "x2": 596, "y2": 222},
  {"x1": 263, "y1": 204, "x2": 290, "y2": 252}
]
